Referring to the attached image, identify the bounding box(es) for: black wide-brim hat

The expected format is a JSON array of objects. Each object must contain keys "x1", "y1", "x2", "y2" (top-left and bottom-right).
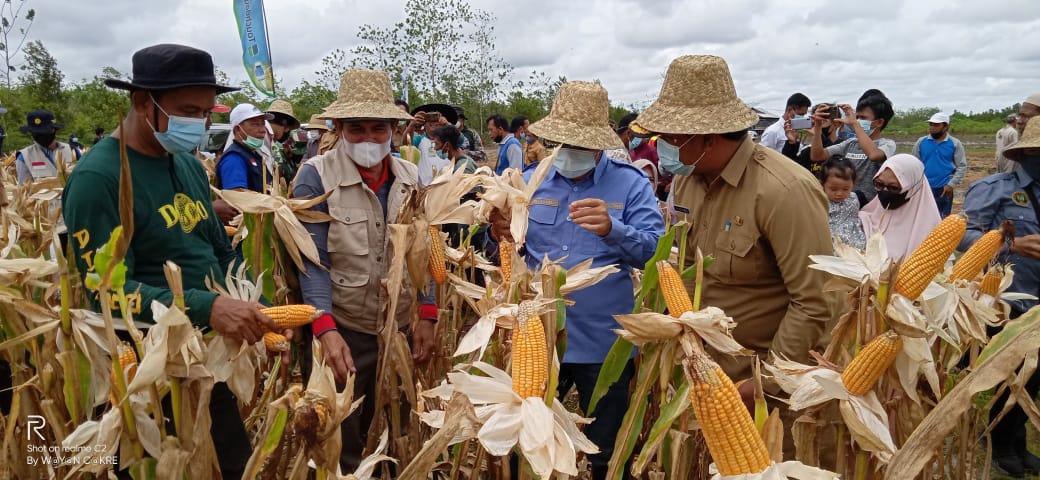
[
  {"x1": 411, "y1": 103, "x2": 459, "y2": 124},
  {"x1": 20, "y1": 109, "x2": 63, "y2": 134},
  {"x1": 104, "y1": 43, "x2": 238, "y2": 94}
]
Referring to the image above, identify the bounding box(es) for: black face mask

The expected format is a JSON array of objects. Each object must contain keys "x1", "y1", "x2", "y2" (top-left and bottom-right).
[
  {"x1": 877, "y1": 190, "x2": 910, "y2": 210},
  {"x1": 32, "y1": 132, "x2": 56, "y2": 148},
  {"x1": 493, "y1": 134, "x2": 504, "y2": 143},
  {"x1": 929, "y1": 131, "x2": 945, "y2": 140}
]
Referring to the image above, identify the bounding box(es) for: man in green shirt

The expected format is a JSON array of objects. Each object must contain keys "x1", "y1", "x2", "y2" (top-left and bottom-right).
[{"x1": 63, "y1": 43, "x2": 283, "y2": 477}]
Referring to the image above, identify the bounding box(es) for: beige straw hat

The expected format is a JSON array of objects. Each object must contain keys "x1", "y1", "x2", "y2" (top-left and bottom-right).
[
  {"x1": 1005, "y1": 117, "x2": 1040, "y2": 161},
  {"x1": 527, "y1": 81, "x2": 624, "y2": 151},
  {"x1": 266, "y1": 99, "x2": 300, "y2": 129},
  {"x1": 633, "y1": 55, "x2": 758, "y2": 135},
  {"x1": 318, "y1": 69, "x2": 414, "y2": 122},
  {"x1": 304, "y1": 114, "x2": 330, "y2": 131}
]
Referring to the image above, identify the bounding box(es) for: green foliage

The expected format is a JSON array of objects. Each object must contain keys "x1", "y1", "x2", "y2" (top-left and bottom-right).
[
  {"x1": 0, "y1": 0, "x2": 36, "y2": 87},
  {"x1": 885, "y1": 104, "x2": 1020, "y2": 136}
]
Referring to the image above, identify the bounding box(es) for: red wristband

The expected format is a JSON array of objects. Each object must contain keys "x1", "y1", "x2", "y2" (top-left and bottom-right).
[
  {"x1": 312, "y1": 313, "x2": 337, "y2": 336},
  {"x1": 419, "y1": 304, "x2": 439, "y2": 321}
]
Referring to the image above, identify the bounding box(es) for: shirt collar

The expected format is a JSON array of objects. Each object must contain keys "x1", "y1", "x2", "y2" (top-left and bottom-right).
[
  {"x1": 1015, "y1": 166, "x2": 1034, "y2": 189},
  {"x1": 718, "y1": 136, "x2": 757, "y2": 187}
]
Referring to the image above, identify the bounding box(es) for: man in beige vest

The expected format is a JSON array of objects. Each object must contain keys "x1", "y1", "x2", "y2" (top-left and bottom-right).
[
  {"x1": 292, "y1": 69, "x2": 438, "y2": 471},
  {"x1": 16, "y1": 109, "x2": 77, "y2": 184}
]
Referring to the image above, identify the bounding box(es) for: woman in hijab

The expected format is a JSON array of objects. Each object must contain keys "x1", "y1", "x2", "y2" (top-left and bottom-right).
[
  {"x1": 631, "y1": 159, "x2": 658, "y2": 192},
  {"x1": 859, "y1": 153, "x2": 942, "y2": 261}
]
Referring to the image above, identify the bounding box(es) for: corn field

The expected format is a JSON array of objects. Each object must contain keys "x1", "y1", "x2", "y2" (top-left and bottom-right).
[{"x1": 2, "y1": 141, "x2": 1040, "y2": 480}]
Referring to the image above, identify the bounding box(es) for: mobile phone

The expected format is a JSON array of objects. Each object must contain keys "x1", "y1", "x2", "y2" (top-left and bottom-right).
[
  {"x1": 424, "y1": 112, "x2": 441, "y2": 123},
  {"x1": 827, "y1": 103, "x2": 841, "y2": 120},
  {"x1": 790, "y1": 116, "x2": 813, "y2": 130}
]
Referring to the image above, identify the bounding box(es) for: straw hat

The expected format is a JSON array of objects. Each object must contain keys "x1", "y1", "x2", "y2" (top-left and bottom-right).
[
  {"x1": 633, "y1": 55, "x2": 758, "y2": 135},
  {"x1": 266, "y1": 99, "x2": 300, "y2": 129},
  {"x1": 1005, "y1": 117, "x2": 1040, "y2": 161},
  {"x1": 527, "y1": 81, "x2": 624, "y2": 150},
  {"x1": 304, "y1": 114, "x2": 330, "y2": 131},
  {"x1": 318, "y1": 69, "x2": 414, "y2": 122}
]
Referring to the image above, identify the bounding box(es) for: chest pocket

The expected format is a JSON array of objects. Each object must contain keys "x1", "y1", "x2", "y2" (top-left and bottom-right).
[
  {"x1": 327, "y1": 206, "x2": 370, "y2": 288},
  {"x1": 712, "y1": 231, "x2": 761, "y2": 282},
  {"x1": 526, "y1": 202, "x2": 558, "y2": 251}
]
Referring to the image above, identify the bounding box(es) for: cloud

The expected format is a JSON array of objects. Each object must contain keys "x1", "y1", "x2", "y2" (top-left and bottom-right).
[{"x1": 614, "y1": 0, "x2": 765, "y2": 48}]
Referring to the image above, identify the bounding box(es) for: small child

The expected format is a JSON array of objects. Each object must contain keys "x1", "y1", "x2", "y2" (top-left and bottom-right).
[{"x1": 821, "y1": 158, "x2": 866, "y2": 249}]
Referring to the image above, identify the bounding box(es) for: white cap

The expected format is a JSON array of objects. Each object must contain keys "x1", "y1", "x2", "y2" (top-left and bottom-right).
[
  {"x1": 230, "y1": 103, "x2": 273, "y2": 128},
  {"x1": 927, "y1": 112, "x2": 950, "y2": 124}
]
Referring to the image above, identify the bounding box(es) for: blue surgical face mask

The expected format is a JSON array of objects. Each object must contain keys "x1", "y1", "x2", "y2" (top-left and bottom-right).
[
  {"x1": 436, "y1": 149, "x2": 448, "y2": 160},
  {"x1": 326, "y1": 120, "x2": 335, "y2": 130},
  {"x1": 520, "y1": 133, "x2": 529, "y2": 143},
  {"x1": 1018, "y1": 154, "x2": 1040, "y2": 180},
  {"x1": 858, "y1": 119, "x2": 875, "y2": 136},
  {"x1": 553, "y1": 147, "x2": 598, "y2": 179},
  {"x1": 629, "y1": 136, "x2": 643, "y2": 150},
  {"x1": 148, "y1": 94, "x2": 206, "y2": 154},
  {"x1": 657, "y1": 137, "x2": 703, "y2": 176}
]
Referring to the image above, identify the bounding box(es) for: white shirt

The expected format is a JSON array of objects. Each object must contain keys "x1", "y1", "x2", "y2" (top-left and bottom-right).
[
  {"x1": 759, "y1": 119, "x2": 787, "y2": 152},
  {"x1": 416, "y1": 135, "x2": 448, "y2": 187}
]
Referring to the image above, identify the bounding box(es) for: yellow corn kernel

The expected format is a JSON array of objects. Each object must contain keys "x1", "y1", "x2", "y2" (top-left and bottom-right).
[
  {"x1": 264, "y1": 332, "x2": 291, "y2": 352},
  {"x1": 979, "y1": 267, "x2": 1004, "y2": 296},
  {"x1": 261, "y1": 304, "x2": 320, "y2": 329},
  {"x1": 110, "y1": 342, "x2": 138, "y2": 406},
  {"x1": 952, "y1": 223, "x2": 1008, "y2": 281},
  {"x1": 656, "y1": 260, "x2": 693, "y2": 318},
  {"x1": 511, "y1": 301, "x2": 548, "y2": 399},
  {"x1": 841, "y1": 331, "x2": 903, "y2": 395},
  {"x1": 500, "y1": 240, "x2": 514, "y2": 285},
  {"x1": 686, "y1": 350, "x2": 771, "y2": 476},
  {"x1": 225, "y1": 225, "x2": 238, "y2": 237},
  {"x1": 429, "y1": 225, "x2": 447, "y2": 285},
  {"x1": 894, "y1": 214, "x2": 967, "y2": 299}
]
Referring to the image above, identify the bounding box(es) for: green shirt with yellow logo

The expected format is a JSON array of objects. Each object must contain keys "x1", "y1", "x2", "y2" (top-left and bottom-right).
[{"x1": 63, "y1": 137, "x2": 238, "y2": 326}]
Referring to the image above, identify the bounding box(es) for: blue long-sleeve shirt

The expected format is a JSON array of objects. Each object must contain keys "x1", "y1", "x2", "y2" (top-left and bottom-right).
[
  {"x1": 517, "y1": 156, "x2": 664, "y2": 363},
  {"x1": 960, "y1": 167, "x2": 1040, "y2": 314}
]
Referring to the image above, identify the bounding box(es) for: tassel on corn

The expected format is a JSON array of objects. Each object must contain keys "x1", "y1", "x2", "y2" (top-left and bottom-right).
[
  {"x1": 500, "y1": 240, "x2": 514, "y2": 285},
  {"x1": 511, "y1": 301, "x2": 548, "y2": 399},
  {"x1": 686, "y1": 349, "x2": 771, "y2": 476},
  {"x1": 429, "y1": 225, "x2": 447, "y2": 285},
  {"x1": 894, "y1": 214, "x2": 967, "y2": 299},
  {"x1": 657, "y1": 260, "x2": 693, "y2": 318},
  {"x1": 261, "y1": 304, "x2": 321, "y2": 329},
  {"x1": 952, "y1": 221, "x2": 1012, "y2": 282},
  {"x1": 841, "y1": 331, "x2": 903, "y2": 395}
]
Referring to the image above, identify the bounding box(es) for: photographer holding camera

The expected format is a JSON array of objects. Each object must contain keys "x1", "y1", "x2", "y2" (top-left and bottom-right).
[
  {"x1": 810, "y1": 94, "x2": 896, "y2": 206},
  {"x1": 781, "y1": 103, "x2": 841, "y2": 176},
  {"x1": 760, "y1": 93, "x2": 811, "y2": 152}
]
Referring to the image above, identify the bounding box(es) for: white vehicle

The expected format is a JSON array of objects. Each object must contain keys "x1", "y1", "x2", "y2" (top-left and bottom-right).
[{"x1": 201, "y1": 123, "x2": 232, "y2": 154}]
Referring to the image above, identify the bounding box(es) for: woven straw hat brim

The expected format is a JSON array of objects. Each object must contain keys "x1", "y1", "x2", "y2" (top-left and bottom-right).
[
  {"x1": 318, "y1": 102, "x2": 414, "y2": 122},
  {"x1": 1005, "y1": 117, "x2": 1040, "y2": 160},
  {"x1": 528, "y1": 116, "x2": 624, "y2": 151},
  {"x1": 634, "y1": 98, "x2": 758, "y2": 135},
  {"x1": 305, "y1": 114, "x2": 330, "y2": 130}
]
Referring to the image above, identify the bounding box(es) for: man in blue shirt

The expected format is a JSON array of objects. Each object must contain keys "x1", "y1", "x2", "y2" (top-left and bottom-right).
[
  {"x1": 912, "y1": 112, "x2": 967, "y2": 217},
  {"x1": 487, "y1": 113, "x2": 523, "y2": 174},
  {"x1": 960, "y1": 117, "x2": 1040, "y2": 477},
  {"x1": 215, "y1": 103, "x2": 273, "y2": 192},
  {"x1": 489, "y1": 81, "x2": 664, "y2": 480}
]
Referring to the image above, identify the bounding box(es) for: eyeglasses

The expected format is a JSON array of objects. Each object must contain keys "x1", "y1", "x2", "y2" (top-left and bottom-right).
[{"x1": 873, "y1": 180, "x2": 902, "y2": 193}]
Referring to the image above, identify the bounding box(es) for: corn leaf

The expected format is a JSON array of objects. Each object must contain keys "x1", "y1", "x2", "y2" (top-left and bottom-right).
[
  {"x1": 631, "y1": 380, "x2": 691, "y2": 475},
  {"x1": 58, "y1": 349, "x2": 92, "y2": 424},
  {"x1": 606, "y1": 343, "x2": 660, "y2": 480}
]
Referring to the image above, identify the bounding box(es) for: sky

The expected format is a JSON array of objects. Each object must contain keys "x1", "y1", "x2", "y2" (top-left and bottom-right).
[{"x1": 25, "y1": 0, "x2": 1040, "y2": 116}]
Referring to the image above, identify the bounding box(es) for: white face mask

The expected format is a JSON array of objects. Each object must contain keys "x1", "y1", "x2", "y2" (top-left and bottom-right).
[
  {"x1": 306, "y1": 130, "x2": 321, "y2": 141},
  {"x1": 343, "y1": 140, "x2": 390, "y2": 168},
  {"x1": 554, "y1": 147, "x2": 598, "y2": 179}
]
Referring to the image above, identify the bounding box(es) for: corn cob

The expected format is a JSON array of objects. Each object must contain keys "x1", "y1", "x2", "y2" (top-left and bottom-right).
[
  {"x1": 260, "y1": 305, "x2": 320, "y2": 329},
  {"x1": 951, "y1": 221, "x2": 1011, "y2": 282},
  {"x1": 225, "y1": 225, "x2": 238, "y2": 237},
  {"x1": 511, "y1": 301, "x2": 548, "y2": 399},
  {"x1": 979, "y1": 267, "x2": 1003, "y2": 296},
  {"x1": 429, "y1": 225, "x2": 447, "y2": 285},
  {"x1": 110, "y1": 342, "x2": 138, "y2": 406},
  {"x1": 656, "y1": 260, "x2": 693, "y2": 317},
  {"x1": 500, "y1": 240, "x2": 514, "y2": 285},
  {"x1": 841, "y1": 331, "x2": 903, "y2": 395},
  {"x1": 264, "y1": 332, "x2": 291, "y2": 352},
  {"x1": 686, "y1": 350, "x2": 771, "y2": 476},
  {"x1": 894, "y1": 214, "x2": 967, "y2": 299}
]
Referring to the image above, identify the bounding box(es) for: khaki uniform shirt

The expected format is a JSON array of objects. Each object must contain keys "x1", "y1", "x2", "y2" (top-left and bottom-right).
[
  {"x1": 524, "y1": 140, "x2": 547, "y2": 165},
  {"x1": 996, "y1": 125, "x2": 1020, "y2": 174},
  {"x1": 672, "y1": 138, "x2": 834, "y2": 382}
]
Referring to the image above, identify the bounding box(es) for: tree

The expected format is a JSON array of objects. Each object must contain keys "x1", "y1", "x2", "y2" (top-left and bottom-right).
[
  {"x1": 288, "y1": 81, "x2": 336, "y2": 124},
  {"x1": 0, "y1": 0, "x2": 35, "y2": 88},
  {"x1": 19, "y1": 40, "x2": 63, "y2": 114},
  {"x1": 63, "y1": 68, "x2": 130, "y2": 139}
]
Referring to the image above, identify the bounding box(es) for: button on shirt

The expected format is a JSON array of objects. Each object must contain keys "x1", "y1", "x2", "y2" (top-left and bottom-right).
[
  {"x1": 522, "y1": 157, "x2": 665, "y2": 363},
  {"x1": 672, "y1": 138, "x2": 834, "y2": 382},
  {"x1": 960, "y1": 168, "x2": 1040, "y2": 314}
]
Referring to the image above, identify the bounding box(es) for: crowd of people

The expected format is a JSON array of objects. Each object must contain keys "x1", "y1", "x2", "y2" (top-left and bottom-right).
[{"x1": 2, "y1": 38, "x2": 1037, "y2": 478}]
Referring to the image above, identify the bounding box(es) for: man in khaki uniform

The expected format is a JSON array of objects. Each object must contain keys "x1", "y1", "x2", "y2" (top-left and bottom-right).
[
  {"x1": 292, "y1": 69, "x2": 438, "y2": 471},
  {"x1": 634, "y1": 55, "x2": 834, "y2": 398}
]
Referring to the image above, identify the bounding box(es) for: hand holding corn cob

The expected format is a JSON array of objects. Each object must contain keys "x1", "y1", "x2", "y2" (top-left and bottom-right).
[{"x1": 259, "y1": 304, "x2": 323, "y2": 352}]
